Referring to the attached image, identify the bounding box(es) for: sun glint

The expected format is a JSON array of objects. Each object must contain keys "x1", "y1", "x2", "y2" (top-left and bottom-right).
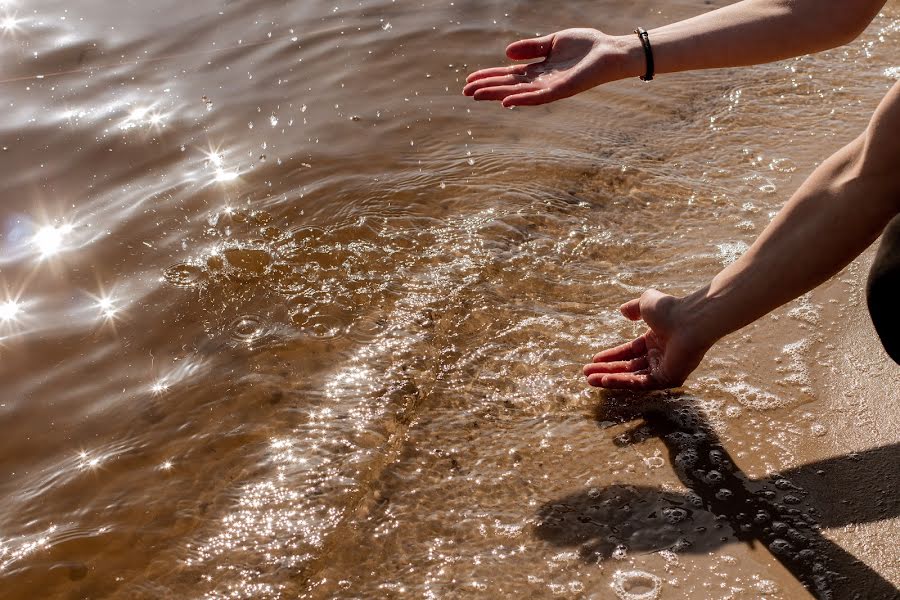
[
  {"x1": 1, "y1": 15, "x2": 20, "y2": 34},
  {"x1": 96, "y1": 296, "x2": 118, "y2": 319},
  {"x1": 33, "y1": 224, "x2": 73, "y2": 258},
  {"x1": 0, "y1": 300, "x2": 22, "y2": 323}
]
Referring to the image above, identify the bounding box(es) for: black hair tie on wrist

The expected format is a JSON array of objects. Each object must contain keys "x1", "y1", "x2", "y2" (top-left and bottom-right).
[{"x1": 634, "y1": 27, "x2": 654, "y2": 81}]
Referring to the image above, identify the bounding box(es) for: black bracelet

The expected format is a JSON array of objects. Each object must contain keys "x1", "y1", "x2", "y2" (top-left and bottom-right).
[{"x1": 634, "y1": 27, "x2": 654, "y2": 81}]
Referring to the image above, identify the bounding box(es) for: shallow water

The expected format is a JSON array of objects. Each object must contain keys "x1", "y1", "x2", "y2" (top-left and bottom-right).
[{"x1": 1, "y1": 1, "x2": 899, "y2": 598}]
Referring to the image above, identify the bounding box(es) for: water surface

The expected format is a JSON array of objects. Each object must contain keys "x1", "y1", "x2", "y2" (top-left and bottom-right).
[{"x1": 1, "y1": 1, "x2": 898, "y2": 598}]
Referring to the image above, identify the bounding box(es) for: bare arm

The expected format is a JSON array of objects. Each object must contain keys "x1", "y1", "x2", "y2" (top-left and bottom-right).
[
  {"x1": 680, "y1": 83, "x2": 900, "y2": 347},
  {"x1": 464, "y1": 0, "x2": 886, "y2": 107},
  {"x1": 584, "y1": 81, "x2": 900, "y2": 389},
  {"x1": 637, "y1": 0, "x2": 885, "y2": 76}
]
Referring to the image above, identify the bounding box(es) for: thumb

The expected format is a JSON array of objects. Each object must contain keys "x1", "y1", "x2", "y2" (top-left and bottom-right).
[
  {"x1": 506, "y1": 34, "x2": 555, "y2": 61},
  {"x1": 621, "y1": 288, "x2": 669, "y2": 322},
  {"x1": 620, "y1": 297, "x2": 642, "y2": 321}
]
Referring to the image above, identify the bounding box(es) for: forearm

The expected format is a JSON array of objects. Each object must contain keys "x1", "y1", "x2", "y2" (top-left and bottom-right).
[
  {"x1": 680, "y1": 135, "x2": 900, "y2": 347},
  {"x1": 615, "y1": 0, "x2": 885, "y2": 79}
]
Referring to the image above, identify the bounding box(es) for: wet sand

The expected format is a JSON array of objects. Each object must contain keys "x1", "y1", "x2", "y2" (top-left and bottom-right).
[{"x1": 0, "y1": 0, "x2": 898, "y2": 598}]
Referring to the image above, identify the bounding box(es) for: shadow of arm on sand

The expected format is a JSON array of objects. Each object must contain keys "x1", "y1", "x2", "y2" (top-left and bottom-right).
[{"x1": 533, "y1": 393, "x2": 899, "y2": 600}]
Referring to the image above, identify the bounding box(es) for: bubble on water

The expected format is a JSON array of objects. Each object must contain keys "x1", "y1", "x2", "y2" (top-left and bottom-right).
[
  {"x1": 715, "y1": 488, "x2": 733, "y2": 500},
  {"x1": 643, "y1": 455, "x2": 665, "y2": 469},
  {"x1": 725, "y1": 405, "x2": 743, "y2": 418},
  {"x1": 269, "y1": 114, "x2": 278, "y2": 127},
  {"x1": 768, "y1": 157, "x2": 797, "y2": 173},
  {"x1": 345, "y1": 316, "x2": 386, "y2": 344},
  {"x1": 671, "y1": 537, "x2": 693, "y2": 552},
  {"x1": 612, "y1": 544, "x2": 628, "y2": 560},
  {"x1": 228, "y1": 315, "x2": 268, "y2": 344},
  {"x1": 774, "y1": 478, "x2": 796, "y2": 491},
  {"x1": 797, "y1": 548, "x2": 816, "y2": 561},
  {"x1": 657, "y1": 549, "x2": 678, "y2": 565},
  {"x1": 662, "y1": 507, "x2": 688, "y2": 524},
  {"x1": 163, "y1": 263, "x2": 207, "y2": 287},
  {"x1": 810, "y1": 422, "x2": 828, "y2": 437},
  {"x1": 720, "y1": 381, "x2": 784, "y2": 410},
  {"x1": 296, "y1": 314, "x2": 344, "y2": 339},
  {"x1": 754, "y1": 578, "x2": 779, "y2": 594},
  {"x1": 686, "y1": 492, "x2": 704, "y2": 508},
  {"x1": 780, "y1": 339, "x2": 812, "y2": 390},
  {"x1": 768, "y1": 538, "x2": 793, "y2": 555},
  {"x1": 674, "y1": 449, "x2": 698, "y2": 468},
  {"x1": 666, "y1": 431, "x2": 695, "y2": 450},
  {"x1": 716, "y1": 241, "x2": 749, "y2": 265},
  {"x1": 788, "y1": 293, "x2": 820, "y2": 325},
  {"x1": 610, "y1": 570, "x2": 661, "y2": 600}
]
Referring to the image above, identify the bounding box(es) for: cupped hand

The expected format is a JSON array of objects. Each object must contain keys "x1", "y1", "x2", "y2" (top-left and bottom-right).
[
  {"x1": 583, "y1": 289, "x2": 711, "y2": 391},
  {"x1": 463, "y1": 28, "x2": 634, "y2": 107}
]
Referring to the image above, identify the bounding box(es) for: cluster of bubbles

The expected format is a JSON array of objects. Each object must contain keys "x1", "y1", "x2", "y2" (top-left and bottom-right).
[{"x1": 610, "y1": 570, "x2": 662, "y2": 600}]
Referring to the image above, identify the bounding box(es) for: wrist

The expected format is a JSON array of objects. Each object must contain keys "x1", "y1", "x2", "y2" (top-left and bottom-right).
[
  {"x1": 611, "y1": 33, "x2": 649, "y2": 81},
  {"x1": 673, "y1": 288, "x2": 727, "y2": 352}
]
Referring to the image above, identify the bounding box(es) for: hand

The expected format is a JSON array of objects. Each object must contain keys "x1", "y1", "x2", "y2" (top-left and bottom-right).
[
  {"x1": 583, "y1": 290, "x2": 712, "y2": 390},
  {"x1": 463, "y1": 28, "x2": 638, "y2": 107}
]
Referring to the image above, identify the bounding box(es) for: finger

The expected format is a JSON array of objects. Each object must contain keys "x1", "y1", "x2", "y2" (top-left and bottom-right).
[
  {"x1": 501, "y1": 89, "x2": 557, "y2": 107},
  {"x1": 592, "y1": 336, "x2": 648, "y2": 363},
  {"x1": 463, "y1": 74, "x2": 528, "y2": 97},
  {"x1": 465, "y1": 65, "x2": 527, "y2": 84},
  {"x1": 472, "y1": 83, "x2": 542, "y2": 102},
  {"x1": 620, "y1": 297, "x2": 642, "y2": 321},
  {"x1": 586, "y1": 372, "x2": 656, "y2": 390},
  {"x1": 583, "y1": 356, "x2": 649, "y2": 376},
  {"x1": 506, "y1": 34, "x2": 555, "y2": 61}
]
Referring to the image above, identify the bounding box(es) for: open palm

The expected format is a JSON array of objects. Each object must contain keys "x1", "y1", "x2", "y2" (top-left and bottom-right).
[
  {"x1": 582, "y1": 290, "x2": 711, "y2": 391},
  {"x1": 463, "y1": 29, "x2": 628, "y2": 107}
]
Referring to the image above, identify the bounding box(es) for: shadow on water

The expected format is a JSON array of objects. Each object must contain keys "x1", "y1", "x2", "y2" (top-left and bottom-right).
[{"x1": 533, "y1": 393, "x2": 900, "y2": 600}]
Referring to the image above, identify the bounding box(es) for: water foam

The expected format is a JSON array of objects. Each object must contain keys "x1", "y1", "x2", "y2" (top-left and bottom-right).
[{"x1": 610, "y1": 570, "x2": 662, "y2": 600}]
